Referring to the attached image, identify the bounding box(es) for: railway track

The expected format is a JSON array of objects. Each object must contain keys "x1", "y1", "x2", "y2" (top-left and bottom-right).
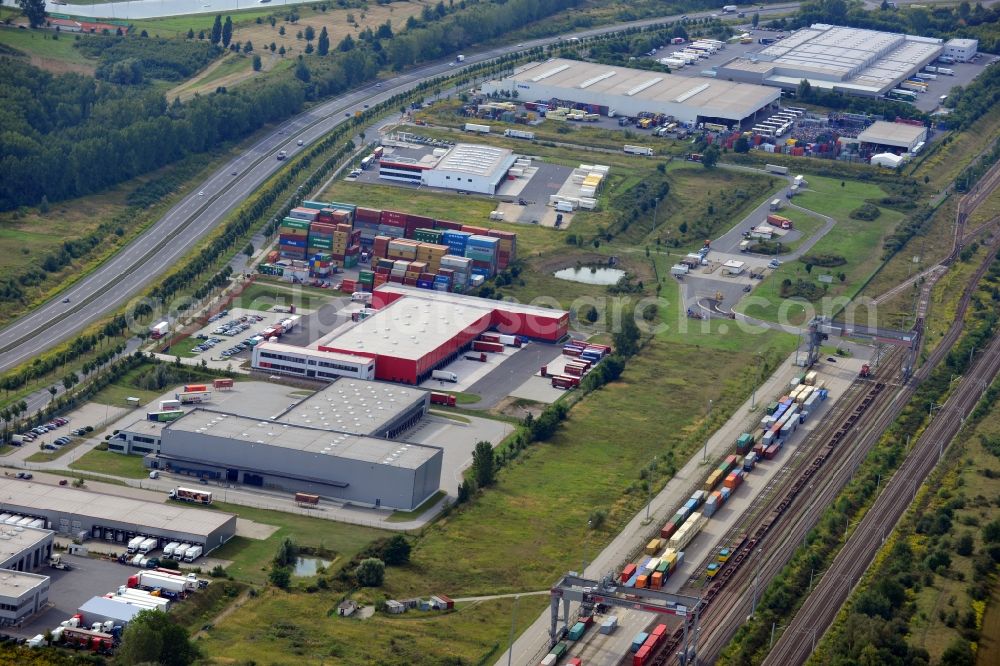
[
  {"x1": 608, "y1": 351, "x2": 906, "y2": 666},
  {"x1": 763, "y1": 319, "x2": 1000, "y2": 665}
]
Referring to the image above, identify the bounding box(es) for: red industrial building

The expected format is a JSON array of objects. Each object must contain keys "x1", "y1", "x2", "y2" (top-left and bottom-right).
[{"x1": 316, "y1": 285, "x2": 568, "y2": 384}]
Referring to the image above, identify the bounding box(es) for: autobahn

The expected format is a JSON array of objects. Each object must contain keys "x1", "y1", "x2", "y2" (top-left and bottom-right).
[{"x1": 0, "y1": 5, "x2": 799, "y2": 379}]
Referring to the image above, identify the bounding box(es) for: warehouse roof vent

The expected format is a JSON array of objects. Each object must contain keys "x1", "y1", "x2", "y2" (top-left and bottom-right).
[
  {"x1": 626, "y1": 77, "x2": 663, "y2": 96},
  {"x1": 579, "y1": 70, "x2": 617, "y2": 88},
  {"x1": 674, "y1": 82, "x2": 710, "y2": 103}
]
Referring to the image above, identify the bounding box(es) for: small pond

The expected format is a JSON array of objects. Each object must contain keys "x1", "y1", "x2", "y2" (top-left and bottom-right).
[
  {"x1": 553, "y1": 266, "x2": 626, "y2": 285},
  {"x1": 293, "y1": 557, "x2": 331, "y2": 577}
]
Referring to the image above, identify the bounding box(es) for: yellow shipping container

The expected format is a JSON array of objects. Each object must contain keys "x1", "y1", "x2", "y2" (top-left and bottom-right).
[{"x1": 645, "y1": 538, "x2": 663, "y2": 556}]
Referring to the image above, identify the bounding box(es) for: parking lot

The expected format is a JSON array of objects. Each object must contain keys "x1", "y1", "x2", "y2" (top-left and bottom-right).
[
  {"x1": 10, "y1": 416, "x2": 88, "y2": 455},
  {"x1": 12, "y1": 553, "x2": 137, "y2": 639}
]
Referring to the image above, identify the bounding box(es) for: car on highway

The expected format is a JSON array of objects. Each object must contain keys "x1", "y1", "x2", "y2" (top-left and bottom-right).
[
  {"x1": 59, "y1": 479, "x2": 68, "y2": 485},
  {"x1": 375, "y1": 82, "x2": 382, "y2": 87},
  {"x1": 277, "y1": 151, "x2": 287, "y2": 161},
  {"x1": 231, "y1": 170, "x2": 238, "y2": 176},
  {"x1": 297, "y1": 139, "x2": 304, "y2": 146},
  {"x1": 62, "y1": 297, "x2": 70, "y2": 303}
]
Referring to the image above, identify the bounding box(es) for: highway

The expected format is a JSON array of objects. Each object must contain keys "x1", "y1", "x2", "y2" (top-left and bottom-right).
[{"x1": 0, "y1": 4, "x2": 798, "y2": 379}]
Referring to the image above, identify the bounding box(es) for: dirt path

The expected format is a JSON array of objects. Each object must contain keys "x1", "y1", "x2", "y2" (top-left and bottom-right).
[
  {"x1": 193, "y1": 588, "x2": 252, "y2": 639},
  {"x1": 168, "y1": 52, "x2": 272, "y2": 102}
]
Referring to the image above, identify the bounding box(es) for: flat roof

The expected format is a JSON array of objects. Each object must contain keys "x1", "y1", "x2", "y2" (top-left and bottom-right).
[
  {"x1": 0, "y1": 525, "x2": 51, "y2": 563},
  {"x1": 857, "y1": 121, "x2": 927, "y2": 147},
  {"x1": 165, "y1": 409, "x2": 438, "y2": 468},
  {"x1": 121, "y1": 420, "x2": 166, "y2": 437},
  {"x1": 274, "y1": 378, "x2": 426, "y2": 435},
  {"x1": 0, "y1": 478, "x2": 235, "y2": 539},
  {"x1": 722, "y1": 24, "x2": 941, "y2": 93},
  {"x1": 947, "y1": 38, "x2": 978, "y2": 48},
  {"x1": 0, "y1": 569, "x2": 48, "y2": 598},
  {"x1": 435, "y1": 143, "x2": 515, "y2": 178},
  {"x1": 320, "y1": 294, "x2": 493, "y2": 361},
  {"x1": 375, "y1": 284, "x2": 568, "y2": 320},
  {"x1": 380, "y1": 144, "x2": 443, "y2": 170},
  {"x1": 79, "y1": 596, "x2": 144, "y2": 622},
  {"x1": 255, "y1": 340, "x2": 373, "y2": 366},
  {"x1": 499, "y1": 58, "x2": 778, "y2": 119}
]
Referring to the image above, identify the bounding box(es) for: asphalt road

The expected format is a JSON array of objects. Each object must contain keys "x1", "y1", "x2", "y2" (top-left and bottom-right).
[{"x1": 0, "y1": 3, "x2": 800, "y2": 379}]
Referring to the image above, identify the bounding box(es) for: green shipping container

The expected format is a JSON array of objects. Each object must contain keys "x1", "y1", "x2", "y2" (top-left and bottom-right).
[
  {"x1": 655, "y1": 560, "x2": 670, "y2": 573},
  {"x1": 309, "y1": 237, "x2": 333, "y2": 248},
  {"x1": 281, "y1": 218, "x2": 311, "y2": 230},
  {"x1": 568, "y1": 622, "x2": 586, "y2": 641},
  {"x1": 345, "y1": 254, "x2": 359, "y2": 268},
  {"x1": 300, "y1": 201, "x2": 328, "y2": 210},
  {"x1": 766, "y1": 402, "x2": 778, "y2": 416}
]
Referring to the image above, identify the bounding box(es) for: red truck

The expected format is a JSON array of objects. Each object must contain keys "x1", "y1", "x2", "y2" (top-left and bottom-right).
[{"x1": 430, "y1": 392, "x2": 457, "y2": 407}]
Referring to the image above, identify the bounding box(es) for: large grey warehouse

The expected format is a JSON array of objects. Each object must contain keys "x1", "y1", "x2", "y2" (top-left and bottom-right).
[
  {"x1": 146, "y1": 379, "x2": 442, "y2": 510},
  {"x1": 481, "y1": 58, "x2": 781, "y2": 125},
  {"x1": 716, "y1": 23, "x2": 943, "y2": 96},
  {"x1": 0, "y1": 478, "x2": 236, "y2": 554}
]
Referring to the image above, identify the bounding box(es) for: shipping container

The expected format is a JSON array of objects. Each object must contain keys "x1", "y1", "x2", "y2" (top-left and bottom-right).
[{"x1": 632, "y1": 633, "x2": 650, "y2": 653}]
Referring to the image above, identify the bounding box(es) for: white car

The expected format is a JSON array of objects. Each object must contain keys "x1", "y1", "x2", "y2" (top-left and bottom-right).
[{"x1": 198, "y1": 191, "x2": 205, "y2": 196}]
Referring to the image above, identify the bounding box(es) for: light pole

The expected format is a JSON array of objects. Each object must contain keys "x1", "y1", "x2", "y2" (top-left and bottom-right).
[
  {"x1": 703, "y1": 399, "x2": 713, "y2": 462},
  {"x1": 506, "y1": 595, "x2": 520, "y2": 666}
]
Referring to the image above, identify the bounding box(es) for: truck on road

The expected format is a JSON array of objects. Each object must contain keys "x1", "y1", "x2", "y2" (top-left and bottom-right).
[
  {"x1": 503, "y1": 128, "x2": 535, "y2": 140},
  {"x1": 149, "y1": 321, "x2": 169, "y2": 339},
  {"x1": 176, "y1": 390, "x2": 211, "y2": 405},
  {"x1": 464, "y1": 123, "x2": 490, "y2": 133},
  {"x1": 722, "y1": 5, "x2": 738, "y2": 12},
  {"x1": 128, "y1": 571, "x2": 195, "y2": 597},
  {"x1": 623, "y1": 144, "x2": 654, "y2": 156},
  {"x1": 169, "y1": 487, "x2": 213, "y2": 504},
  {"x1": 456, "y1": 54, "x2": 465, "y2": 62},
  {"x1": 765, "y1": 163, "x2": 789, "y2": 175}
]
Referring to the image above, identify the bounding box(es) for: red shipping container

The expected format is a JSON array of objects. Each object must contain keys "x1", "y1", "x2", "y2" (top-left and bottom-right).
[
  {"x1": 564, "y1": 365, "x2": 583, "y2": 377},
  {"x1": 380, "y1": 210, "x2": 407, "y2": 226},
  {"x1": 643, "y1": 634, "x2": 659, "y2": 649},
  {"x1": 461, "y1": 225, "x2": 489, "y2": 235},
  {"x1": 634, "y1": 645, "x2": 651, "y2": 666},
  {"x1": 620, "y1": 563, "x2": 637, "y2": 583},
  {"x1": 403, "y1": 277, "x2": 418, "y2": 286},
  {"x1": 434, "y1": 219, "x2": 463, "y2": 230},
  {"x1": 660, "y1": 521, "x2": 677, "y2": 539},
  {"x1": 651, "y1": 624, "x2": 667, "y2": 639},
  {"x1": 479, "y1": 333, "x2": 501, "y2": 343},
  {"x1": 356, "y1": 207, "x2": 381, "y2": 222}
]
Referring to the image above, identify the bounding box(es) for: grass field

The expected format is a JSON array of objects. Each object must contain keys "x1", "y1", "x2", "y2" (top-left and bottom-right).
[
  {"x1": 736, "y1": 175, "x2": 903, "y2": 326},
  {"x1": 69, "y1": 448, "x2": 149, "y2": 478},
  {"x1": 236, "y1": 279, "x2": 336, "y2": 312},
  {"x1": 0, "y1": 26, "x2": 96, "y2": 73},
  {"x1": 89, "y1": 381, "x2": 159, "y2": 407},
  {"x1": 199, "y1": 332, "x2": 793, "y2": 664},
  {"x1": 168, "y1": 52, "x2": 255, "y2": 101},
  {"x1": 164, "y1": 337, "x2": 203, "y2": 359}
]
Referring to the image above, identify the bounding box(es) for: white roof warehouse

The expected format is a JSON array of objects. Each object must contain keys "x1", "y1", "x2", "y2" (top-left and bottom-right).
[{"x1": 481, "y1": 58, "x2": 781, "y2": 125}]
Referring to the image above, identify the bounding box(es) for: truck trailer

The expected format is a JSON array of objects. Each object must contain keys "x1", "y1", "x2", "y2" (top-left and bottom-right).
[
  {"x1": 464, "y1": 123, "x2": 490, "y2": 133},
  {"x1": 623, "y1": 145, "x2": 654, "y2": 156},
  {"x1": 503, "y1": 129, "x2": 535, "y2": 140},
  {"x1": 169, "y1": 487, "x2": 213, "y2": 504}
]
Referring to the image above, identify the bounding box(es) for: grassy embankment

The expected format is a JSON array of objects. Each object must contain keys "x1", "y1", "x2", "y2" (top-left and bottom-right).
[{"x1": 813, "y1": 378, "x2": 1000, "y2": 665}]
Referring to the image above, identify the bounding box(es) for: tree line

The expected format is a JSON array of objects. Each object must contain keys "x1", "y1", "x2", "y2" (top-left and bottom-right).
[{"x1": 0, "y1": 57, "x2": 305, "y2": 210}]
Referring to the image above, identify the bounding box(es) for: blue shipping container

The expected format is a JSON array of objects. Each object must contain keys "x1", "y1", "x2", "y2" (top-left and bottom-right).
[{"x1": 631, "y1": 633, "x2": 649, "y2": 653}]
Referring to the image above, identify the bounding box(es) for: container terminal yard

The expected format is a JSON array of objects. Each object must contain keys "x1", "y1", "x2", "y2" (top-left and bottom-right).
[{"x1": 526, "y1": 348, "x2": 900, "y2": 666}]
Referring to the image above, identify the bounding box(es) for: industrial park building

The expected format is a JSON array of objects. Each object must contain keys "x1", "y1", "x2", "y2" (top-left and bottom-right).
[
  {"x1": 856, "y1": 121, "x2": 928, "y2": 153},
  {"x1": 152, "y1": 412, "x2": 441, "y2": 511},
  {"x1": 314, "y1": 285, "x2": 569, "y2": 384},
  {"x1": 249, "y1": 285, "x2": 569, "y2": 384},
  {"x1": 0, "y1": 526, "x2": 54, "y2": 625},
  {"x1": 143, "y1": 378, "x2": 440, "y2": 510},
  {"x1": 0, "y1": 570, "x2": 49, "y2": 626},
  {"x1": 942, "y1": 38, "x2": 978, "y2": 62},
  {"x1": 481, "y1": 58, "x2": 781, "y2": 126},
  {"x1": 379, "y1": 143, "x2": 518, "y2": 195},
  {"x1": 0, "y1": 478, "x2": 236, "y2": 554},
  {"x1": 716, "y1": 24, "x2": 943, "y2": 97}
]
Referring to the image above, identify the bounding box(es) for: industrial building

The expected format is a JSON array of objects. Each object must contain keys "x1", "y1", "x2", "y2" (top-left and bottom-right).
[
  {"x1": 716, "y1": 24, "x2": 943, "y2": 97},
  {"x1": 856, "y1": 121, "x2": 928, "y2": 153},
  {"x1": 311, "y1": 284, "x2": 569, "y2": 384},
  {"x1": 0, "y1": 570, "x2": 49, "y2": 626},
  {"x1": 251, "y1": 341, "x2": 376, "y2": 382},
  {"x1": 109, "y1": 419, "x2": 164, "y2": 455},
  {"x1": 378, "y1": 143, "x2": 518, "y2": 195},
  {"x1": 250, "y1": 285, "x2": 568, "y2": 384},
  {"x1": 0, "y1": 525, "x2": 54, "y2": 573},
  {"x1": 150, "y1": 407, "x2": 442, "y2": 511},
  {"x1": 942, "y1": 38, "x2": 978, "y2": 62},
  {"x1": 481, "y1": 58, "x2": 781, "y2": 126},
  {"x1": 0, "y1": 479, "x2": 237, "y2": 554}
]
